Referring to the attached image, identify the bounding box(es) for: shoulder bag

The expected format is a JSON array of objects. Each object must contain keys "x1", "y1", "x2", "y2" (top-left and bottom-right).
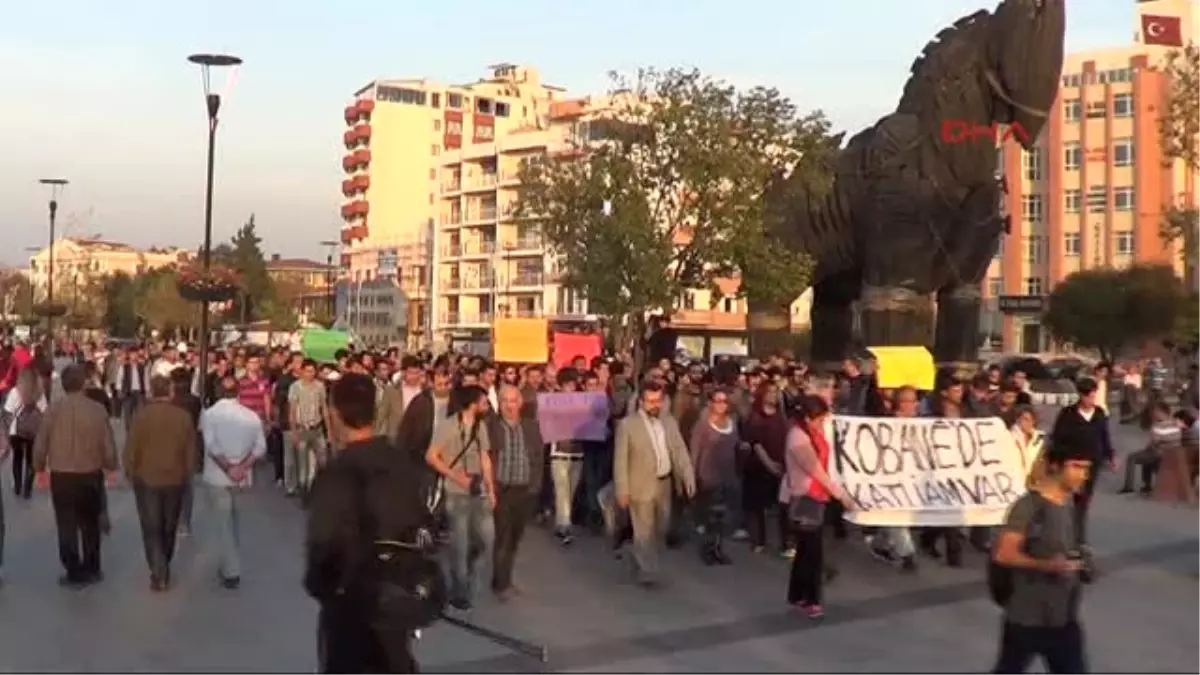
[{"x1": 424, "y1": 418, "x2": 479, "y2": 514}]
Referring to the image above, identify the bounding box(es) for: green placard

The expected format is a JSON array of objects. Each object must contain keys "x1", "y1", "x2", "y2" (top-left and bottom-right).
[{"x1": 301, "y1": 329, "x2": 350, "y2": 365}]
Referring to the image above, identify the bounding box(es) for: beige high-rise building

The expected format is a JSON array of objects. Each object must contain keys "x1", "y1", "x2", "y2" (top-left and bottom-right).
[{"x1": 339, "y1": 64, "x2": 812, "y2": 353}]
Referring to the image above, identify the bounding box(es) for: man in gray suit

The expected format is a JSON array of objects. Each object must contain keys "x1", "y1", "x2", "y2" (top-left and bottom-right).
[{"x1": 614, "y1": 381, "x2": 695, "y2": 587}]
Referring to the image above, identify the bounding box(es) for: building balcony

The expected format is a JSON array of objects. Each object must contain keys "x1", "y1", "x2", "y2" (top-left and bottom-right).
[
  {"x1": 352, "y1": 174, "x2": 370, "y2": 191},
  {"x1": 343, "y1": 130, "x2": 358, "y2": 148},
  {"x1": 463, "y1": 174, "x2": 498, "y2": 192},
  {"x1": 442, "y1": 178, "x2": 462, "y2": 193},
  {"x1": 461, "y1": 240, "x2": 496, "y2": 257},
  {"x1": 499, "y1": 169, "x2": 522, "y2": 184},
  {"x1": 343, "y1": 105, "x2": 358, "y2": 124},
  {"x1": 440, "y1": 311, "x2": 493, "y2": 327},
  {"x1": 440, "y1": 213, "x2": 462, "y2": 227},
  {"x1": 341, "y1": 179, "x2": 355, "y2": 196},
  {"x1": 500, "y1": 272, "x2": 544, "y2": 288},
  {"x1": 496, "y1": 306, "x2": 543, "y2": 319},
  {"x1": 340, "y1": 224, "x2": 369, "y2": 245},
  {"x1": 501, "y1": 237, "x2": 543, "y2": 254},
  {"x1": 356, "y1": 99, "x2": 375, "y2": 115},
  {"x1": 463, "y1": 208, "x2": 498, "y2": 224},
  {"x1": 354, "y1": 123, "x2": 372, "y2": 141},
  {"x1": 353, "y1": 148, "x2": 371, "y2": 165},
  {"x1": 340, "y1": 200, "x2": 369, "y2": 219}
]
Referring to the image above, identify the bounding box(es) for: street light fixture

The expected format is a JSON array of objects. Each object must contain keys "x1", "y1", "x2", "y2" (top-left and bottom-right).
[
  {"x1": 188, "y1": 52, "x2": 241, "y2": 401},
  {"x1": 37, "y1": 178, "x2": 68, "y2": 339},
  {"x1": 319, "y1": 239, "x2": 339, "y2": 324}
]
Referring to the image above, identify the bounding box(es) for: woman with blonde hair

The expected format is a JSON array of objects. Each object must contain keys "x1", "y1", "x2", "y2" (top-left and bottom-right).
[{"x1": 3, "y1": 368, "x2": 47, "y2": 499}]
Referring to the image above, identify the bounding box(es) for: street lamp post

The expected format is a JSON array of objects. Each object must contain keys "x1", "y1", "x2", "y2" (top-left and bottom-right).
[
  {"x1": 188, "y1": 52, "x2": 241, "y2": 400},
  {"x1": 37, "y1": 178, "x2": 68, "y2": 339},
  {"x1": 319, "y1": 239, "x2": 338, "y2": 324}
]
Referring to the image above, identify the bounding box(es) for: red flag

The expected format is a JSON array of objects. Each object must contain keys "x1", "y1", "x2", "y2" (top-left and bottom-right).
[{"x1": 1141, "y1": 14, "x2": 1183, "y2": 47}]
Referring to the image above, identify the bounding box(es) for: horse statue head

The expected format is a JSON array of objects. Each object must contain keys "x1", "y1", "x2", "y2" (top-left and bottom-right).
[{"x1": 983, "y1": 0, "x2": 1066, "y2": 149}]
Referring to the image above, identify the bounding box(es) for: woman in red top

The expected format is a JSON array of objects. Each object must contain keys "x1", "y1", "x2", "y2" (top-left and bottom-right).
[{"x1": 781, "y1": 394, "x2": 855, "y2": 619}]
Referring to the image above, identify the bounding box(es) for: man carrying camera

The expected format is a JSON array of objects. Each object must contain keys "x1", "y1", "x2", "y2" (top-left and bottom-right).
[
  {"x1": 305, "y1": 373, "x2": 439, "y2": 673},
  {"x1": 426, "y1": 385, "x2": 496, "y2": 611},
  {"x1": 990, "y1": 442, "x2": 1093, "y2": 673}
]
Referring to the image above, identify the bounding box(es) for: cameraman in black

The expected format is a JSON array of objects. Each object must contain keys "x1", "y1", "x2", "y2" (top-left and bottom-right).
[{"x1": 305, "y1": 373, "x2": 439, "y2": 673}]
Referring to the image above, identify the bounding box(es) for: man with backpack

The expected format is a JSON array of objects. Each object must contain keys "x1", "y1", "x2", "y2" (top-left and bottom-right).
[
  {"x1": 305, "y1": 372, "x2": 442, "y2": 673},
  {"x1": 989, "y1": 442, "x2": 1093, "y2": 673}
]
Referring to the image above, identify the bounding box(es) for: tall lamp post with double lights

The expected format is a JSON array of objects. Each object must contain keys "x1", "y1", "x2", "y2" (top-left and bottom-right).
[
  {"x1": 188, "y1": 52, "x2": 241, "y2": 396},
  {"x1": 319, "y1": 239, "x2": 338, "y2": 325},
  {"x1": 37, "y1": 178, "x2": 68, "y2": 340}
]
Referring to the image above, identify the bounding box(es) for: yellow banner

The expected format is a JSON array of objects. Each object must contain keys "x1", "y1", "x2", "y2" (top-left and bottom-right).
[
  {"x1": 493, "y1": 317, "x2": 549, "y2": 364},
  {"x1": 867, "y1": 345, "x2": 935, "y2": 390}
]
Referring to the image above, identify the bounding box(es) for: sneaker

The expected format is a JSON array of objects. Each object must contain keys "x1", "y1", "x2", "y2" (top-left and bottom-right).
[
  {"x1": 751, "y1": 545, "x2": 765, "y2": 554},
  {"x1": 555, "y1": 528, "x2": 574, "y2": 546},
  {"x1": 806, "y1": 604, "x2": 825, "y2": 620},
  {"x1": 869, "y1": 546, "x2": 897, "y2": 564},
  {"x1": 781, "y1": 547, "x2": 796, "y2": 560},
  {"x1": 731, "y1": 529, "x2": 749, "y2": 541},
  {"x1": 1117, "y1": 487, "x2": 1135, "y2": 494}
]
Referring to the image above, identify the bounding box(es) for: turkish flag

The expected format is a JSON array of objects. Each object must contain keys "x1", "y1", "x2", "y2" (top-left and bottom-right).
[{"x1": 1141, "y1": 14, "x2": 1183, "y2": 47}]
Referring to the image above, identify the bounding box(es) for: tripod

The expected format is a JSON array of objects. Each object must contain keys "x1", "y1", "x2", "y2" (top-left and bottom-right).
[{"x1": 415, "y1": 612, "x2": 548, "y2": 663}]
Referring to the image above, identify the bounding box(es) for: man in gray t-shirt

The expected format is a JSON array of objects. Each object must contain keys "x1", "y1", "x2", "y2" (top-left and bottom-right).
[{"x1": 991, "y1": 443, "x2": 1091, "y2": 674}]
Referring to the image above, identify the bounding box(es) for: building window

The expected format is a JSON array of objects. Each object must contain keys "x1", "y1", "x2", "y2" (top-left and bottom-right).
[
  {"x1": 1061, "y1": 73, "x2": 1081, "y2": 88},
  {"x1": 1063, "y1": 99, "x2": 1081, "y2": 122},
  {"x1": 1022, "y1": 149, "x2": 1042, "y2": 180},
  {"x1": 431, "y1": 144, "x2": 440, "y2": 156},
  {"x1": 1115, "y1": 231, "x2": 1135, "y2": 256},
  {"x1": 475, "y1": 98, "x2": 494, "y2": 114},
  {"x1": 447, "y1": 93, "x2": 463, "y2": 109},
  {"x1": 681, "y1": 291, "x2": 696, "y2": 310},
  {"x1": 1113, "y1": 138, "x2": 1134, "y2": 167},
  {"x1": 1023, "y1": 235, "x2": 1043, "y2": 266},
  {"x1": 1113, "y1": 93, "x2": 1133, "y2": 118},
  {"x1": 433, "y1": 119, "x2": 442, "y2": 132},
  {"x1": 1064, "y1": 142, "x2": 1081, "y2": 171},
  {"x1": 495, "y1": 101, "x2": 510, "y2": 117},
  {"x1": 1064, "y1": 232, "x2": 1081, "y2": 256},
  {"x1": 1065, "y1": 189, "x2": 1082, "y2": 213},
  {"x1": 429, "y1": 168, "x2": 436, "y2": 180},
  {"x1": 431, "y1": 92, "x2": 441, "y2": 109},
  {"x1": 722, "y1": 297, "x2": 736, "y2": 313},
  {"x1": 1086, "y1": 185, "x2": 1107, "y2": 210},
  {"x1": 428, "y1": 193, "x2": 434, "y2": 205},
  {"x1": 1113, "y1": 186, "x2": 1135, "y2": 211},
  {"x1": 987, "y1": 277, "x2": 1002, "y2": 298},
  {"x1": 1023, "y1": 277, "x2": 1043, "y2": 296},
  {"x1": 1085, "y1": 100, "x2": 1107, "y2": 119},
  {"x1": 377, "y1": 86, "x2": 427, "y2": 105},
  {"x1": 1021, "y1": 194, "x2": 1043, "y2": 222}
]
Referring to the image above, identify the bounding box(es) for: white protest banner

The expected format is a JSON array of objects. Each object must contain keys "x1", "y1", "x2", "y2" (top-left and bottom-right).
[{"x1": 829, "y1": 415, "x2": 1032, "y2": 527}]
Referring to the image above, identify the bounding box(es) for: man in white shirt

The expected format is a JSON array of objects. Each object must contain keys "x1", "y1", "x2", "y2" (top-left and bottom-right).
[
  {"x1": 151, "y1": 345, "x2": 180, "y2": 380},
  {"x1": 199, "y1": 374, "x2": 267, "y2": 589}
]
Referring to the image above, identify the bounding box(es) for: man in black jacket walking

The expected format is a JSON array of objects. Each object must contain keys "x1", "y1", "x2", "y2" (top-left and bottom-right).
[
  {"x1": 305, "y1": 373, "x2": 431, "y2": 673},
  {"x1": 1050, "y1": 377, "x2": 1115, "y2": 554}
]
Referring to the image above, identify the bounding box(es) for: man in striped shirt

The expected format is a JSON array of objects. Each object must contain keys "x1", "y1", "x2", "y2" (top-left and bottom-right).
[{"x1": 237, "y1": 354, "x2": 272, "y2": 427}]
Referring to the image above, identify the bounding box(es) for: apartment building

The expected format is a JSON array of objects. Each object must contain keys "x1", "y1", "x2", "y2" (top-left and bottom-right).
[
  {"x1": 265, "y1": 254, "x2": 335, "y2": 323},
  {"x1": 340, "y1": 63, "x2": 814, "y2": 352},
  {"x1": 982, "y1": 0, "x2": 1198, "y2": 353}
]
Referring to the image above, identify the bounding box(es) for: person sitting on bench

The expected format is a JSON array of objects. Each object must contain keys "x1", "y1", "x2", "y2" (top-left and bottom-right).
[{"x1": 1119, "y1": 401, "x2": 1178, "y2": 495}]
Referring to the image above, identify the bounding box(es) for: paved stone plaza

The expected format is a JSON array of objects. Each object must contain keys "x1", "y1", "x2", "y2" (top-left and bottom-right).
[{"x1": 0, "y1": 416, "x2": 1195, "y2": 673}]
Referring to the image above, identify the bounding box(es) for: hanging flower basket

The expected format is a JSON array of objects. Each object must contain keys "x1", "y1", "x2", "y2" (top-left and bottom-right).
[
  {"x1": 32, "y1": 302, "x2": 68, "y2": 318},
  {"x1": 176, "y1": 265, "x2": 241, "y2": 303}
]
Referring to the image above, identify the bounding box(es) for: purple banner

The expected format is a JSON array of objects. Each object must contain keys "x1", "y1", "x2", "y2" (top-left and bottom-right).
[{"x1": 537, "y1": 392, "x2": 609, "y2": 444}]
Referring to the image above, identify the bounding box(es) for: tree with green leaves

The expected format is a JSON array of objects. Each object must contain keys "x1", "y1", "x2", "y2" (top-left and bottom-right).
[
  {"x1": 136, "y1": 269, "x2": 198, "y2": 339},
  {"x1": 103, "y1": 272, "x2": 140, "y2": 337},
  {"x1": 1157, "y1": 42, "x2": 1198, "y2": 273},
  {"x1": 212, "y1": 214, "x2": 273, "y2": 322},
  {"x1": 1043, "y1": 264, "x2": 1186, "y2": 361},
  {"x1": 516, "y1": 68, "x2": 836, "y2": 358}
]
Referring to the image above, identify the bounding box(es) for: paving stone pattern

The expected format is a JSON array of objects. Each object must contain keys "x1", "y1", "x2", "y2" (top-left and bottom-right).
[{"x1": 0, "y1": 419, "x2": 1194, "y2": 673}]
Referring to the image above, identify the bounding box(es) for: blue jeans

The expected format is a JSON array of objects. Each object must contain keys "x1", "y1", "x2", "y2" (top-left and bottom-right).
[{"x1": 444, "y1": 492, "x2": 495, "y2": 602}]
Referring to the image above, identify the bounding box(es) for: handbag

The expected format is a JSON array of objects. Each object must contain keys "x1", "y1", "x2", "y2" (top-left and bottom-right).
[
  {"x1": 14, "y1": 403, "x2": 43, "y2": 441},
  {"x1": 424, "y1": 419, "x2": 479, "y2": 514},
  {"x1": 787, "y1": 496, "x2": 826, "y2": 531}
]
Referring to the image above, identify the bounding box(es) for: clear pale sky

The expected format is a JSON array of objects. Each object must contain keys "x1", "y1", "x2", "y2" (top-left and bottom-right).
[{"x1": 0, "y1": 0, "x2": 1135, "y2": 265}]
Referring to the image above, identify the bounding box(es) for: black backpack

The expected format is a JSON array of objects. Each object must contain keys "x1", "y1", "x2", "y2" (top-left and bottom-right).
[
  {"x1": 357, "y1": 468, "x2": 448, "y2": 629},
  {"x1": 987, "y1": 497, "x2": 1048, "y2": 607}
]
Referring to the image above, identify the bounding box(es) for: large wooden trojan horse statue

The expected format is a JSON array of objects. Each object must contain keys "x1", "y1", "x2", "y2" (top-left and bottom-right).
[{"x1": 749, "y1": 0, "x2": 1066, "y2": 372}]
